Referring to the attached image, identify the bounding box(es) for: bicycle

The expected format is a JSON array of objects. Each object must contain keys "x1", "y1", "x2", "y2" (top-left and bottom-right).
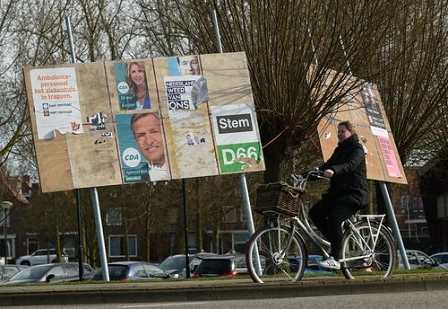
[{"x1": 246, "y1": 169, "x2": 397, "y2": 283}]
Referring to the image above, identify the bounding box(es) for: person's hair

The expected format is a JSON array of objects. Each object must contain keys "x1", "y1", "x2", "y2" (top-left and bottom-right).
[
  {"x1": 130, "y1": 112, "x2": 160, "y2": 133},
  {"x1": 339, "y1": 121, "x2": 356, "y2": 134},
  {"x1": 126, "y1": 61, "x2": 146, "y2": 95}
]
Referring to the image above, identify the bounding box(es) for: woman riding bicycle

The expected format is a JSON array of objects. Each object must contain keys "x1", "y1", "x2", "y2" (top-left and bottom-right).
[{"x1": 309, "y1": 120, "x2": 369, "y2": 270}]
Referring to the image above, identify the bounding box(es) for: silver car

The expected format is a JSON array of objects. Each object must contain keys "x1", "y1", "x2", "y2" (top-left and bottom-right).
[
  {"x1": 398, "y1": 249, "x2": 440, "y2": 269},
  {"x1": 429, "y1": 252, "x2": 448, "y2": 269},
  {"x1": 0, "y1": 265, "x2": 29, "y2": 283},
  {"x1": 4, "y1": 263, "x2": 94, "y2": 284},
  {"x1": 16, "y1": 249, "x2": 69, "y2": 266}
]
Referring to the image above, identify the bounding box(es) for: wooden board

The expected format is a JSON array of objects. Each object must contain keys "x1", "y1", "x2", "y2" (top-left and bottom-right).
[
  {"x1": 24, "y1": 52, "x2": 265, "y2": 192},
  {"x1": 313, "y1": 69, "x2": 407, "y2": 184}
]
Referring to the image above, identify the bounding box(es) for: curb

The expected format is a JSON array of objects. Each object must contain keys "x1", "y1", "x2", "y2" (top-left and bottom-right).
[{"x1": 1, "y1": 274, "x2": 448, "y2": 307}]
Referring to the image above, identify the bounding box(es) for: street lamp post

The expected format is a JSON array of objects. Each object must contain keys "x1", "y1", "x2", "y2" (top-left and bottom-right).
[{"x1": 1, "y1": 201, "x2": 13, "y2": 265}]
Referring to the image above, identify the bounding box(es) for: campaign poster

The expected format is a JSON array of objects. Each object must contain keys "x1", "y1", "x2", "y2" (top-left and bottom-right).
[
  {"x1": 211, "y1": 104, "x2": 264, "y2": 173},
  {"x1": 361, "y1": 82, "x2": 402, "y2": 178},
  {"x1": 361, "y1": 82, "x2": 386, "y2": 129},
  {"x1": 115, "y1": 113, "x2": 170, "y2": 182},
  {"x1": 29, "y1": 67, "x2": 83, "y2": 139},
  {"x1": 114, "y1": 61, "x2": 152, "y2": 110},
  {"x1": 161, "y1": 55, "x2": 218, "y2": 179}
]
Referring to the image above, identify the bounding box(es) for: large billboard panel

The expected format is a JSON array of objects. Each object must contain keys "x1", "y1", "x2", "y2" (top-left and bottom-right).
[
  {"x1": 311, "y1": 68, "x2": 407, "y2": 184},
  {"x1": 25, "y1": 52, "x2": 265, "y2": 192}
]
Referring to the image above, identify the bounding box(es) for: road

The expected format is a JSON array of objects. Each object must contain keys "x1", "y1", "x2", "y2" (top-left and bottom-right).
[{"x1": 7, "y1": 290, "x2": 448, "y2": 309}]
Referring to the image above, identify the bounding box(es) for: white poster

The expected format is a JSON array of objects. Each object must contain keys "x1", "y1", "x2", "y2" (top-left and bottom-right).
[{"x1": 30, "y1": 67, "x2": 83, "y2": 139}]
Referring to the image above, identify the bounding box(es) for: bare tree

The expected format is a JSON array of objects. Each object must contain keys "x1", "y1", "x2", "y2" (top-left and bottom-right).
[
  {"x1": 368, "y1": 1, "x2": 448, "y2": 165},
  {"x1": 0, "y1": 1, "x2": 29, "y2": 171},
  {"x1": 135, "y1": 0, "x2": 442, "y2": 182}
]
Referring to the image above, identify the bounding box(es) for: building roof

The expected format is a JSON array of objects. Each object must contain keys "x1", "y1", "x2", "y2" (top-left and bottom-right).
[{"x1": 0, "y1": 167, "x2": 31, "y2": 205}]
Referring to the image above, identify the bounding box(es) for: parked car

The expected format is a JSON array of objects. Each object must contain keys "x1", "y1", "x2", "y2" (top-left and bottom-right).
[
  {"x1": 0, "y1": 265, "x2": 29, "y2": 283},
  {"x1": 16, "y1": 249, "x2": 69, "y2": 266},
  {"x1": 216, "y1": 253, "x2": 247, "y2": 274},
  {"x1": 304, "y1": 255, "x2": 335, "y2": 275},
  {"x1": 3, "y1": 262, "x2": 95, "y2": 284},
  {"x1": 92, "y1": 261, "x2": 171, "y2": 281},
  {"x1": 159, "y1": 252, "x2": 218, "y2": 278},
  {"x1": 158, "y1": 254, "x2": 194, "y2": 278},
  {"x1": 288, "y1": 254, "x2": 334, "y2": 275},
  {"x1": 192, "y1": 257, "x2": 238, "y2": 278},
  {"x1": 429, "y1": 252, "x2": 448, "y2": 269},
  {"x1": 398, "y1": 249, "x2": 440, "y2": 269},
  {"x1": 188, "y1": 252, "x2": 220, "y2": 274}
]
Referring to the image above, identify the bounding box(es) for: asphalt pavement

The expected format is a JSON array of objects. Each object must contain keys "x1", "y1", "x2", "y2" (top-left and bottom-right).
[{"x1": 1, "y1": 272, "x2": 447, "y2": 307}]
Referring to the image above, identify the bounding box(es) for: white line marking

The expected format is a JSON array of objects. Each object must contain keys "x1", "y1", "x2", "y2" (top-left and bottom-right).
[{"x1": 121, "y1": 302, "x2": 208, "y2": 308}]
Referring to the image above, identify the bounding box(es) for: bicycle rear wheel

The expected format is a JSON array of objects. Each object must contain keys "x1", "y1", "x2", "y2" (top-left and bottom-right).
[
  {"x1": 341, "y1": 221, "x2": 397, "y2": 279},
  {"x1": 246, "y1": 225, "x2": 307, "y2": 283}
]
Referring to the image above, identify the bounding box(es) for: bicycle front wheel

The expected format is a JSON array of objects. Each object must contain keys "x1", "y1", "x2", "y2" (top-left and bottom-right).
[
  {"x1": 246, "y1": 225, "x2": 307, "y2": 283},
  {"x1": 341, "y1": 221, "x2": 397, "y2": 280}
]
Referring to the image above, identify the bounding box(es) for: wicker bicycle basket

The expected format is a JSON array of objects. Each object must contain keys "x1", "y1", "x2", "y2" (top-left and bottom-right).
[{"x1": 255, "y1": 181, "x2": 305, "y2": 217}]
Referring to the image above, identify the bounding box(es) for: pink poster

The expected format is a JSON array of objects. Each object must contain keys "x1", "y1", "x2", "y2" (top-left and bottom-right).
[{"x1": 377, "y1": 135, "x2": 402, "y2": 178}]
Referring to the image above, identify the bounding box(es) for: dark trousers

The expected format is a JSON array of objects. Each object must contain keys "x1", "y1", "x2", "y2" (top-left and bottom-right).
[{"x1": 309, "y1": 198, "x2": 359, "y2": 260}]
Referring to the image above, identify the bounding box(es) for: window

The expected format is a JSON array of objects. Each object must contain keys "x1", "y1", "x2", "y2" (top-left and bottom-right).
[
  {"x1": 145, "y1": 264, "x2": 166, "y2": 278},
  {"x1": 223, "y1": 206, "x2": 237, "y2": 223},
  {"x1": 167, "y1": 207, "x2": 178, "y2": 224},
  {"x1": 106, "y1": 208, "x2": 122, "y2": 226},
  {"x1": 109, "y1": 235, "x2": 137, "y2": 257},
  {"x1": 63, "y1": 264, "x2": 79, "y2": 277},
  {"x1": 27, "y1": 237, "x2": 39, "y2": 255},
  {"x1": 233, "y1": 232, "x2": 249, "y2": 244},
  {"x1": 0, "y1": 212, "x2": 5, "y2": 228},
  {"x1": 133, "y1": 264, "x2": 147, "y2": 278},
  {"x1": 49, "y1": 266, "x2": 65, "y2": 279}
]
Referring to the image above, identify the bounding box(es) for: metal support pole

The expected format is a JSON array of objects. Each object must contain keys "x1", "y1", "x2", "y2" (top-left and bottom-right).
[
  {"x1": 210, "y1": 9, "x2": 255, "y2": 238},
  {"x1": 210, "y1": 10, "x2": 223, "y2": 54},
  {"x1": 210, "y1": 8, "x2": 262, "y2": 273},
  {"x1": 75, "y1": 189, "x2": 84, "y2": 279},
  {"x1": 65, "y1": 17, "x2": 76, "y2": 63},
  {"x1": 65, "y1": 16, "x2": 84, "y2": 280},
  {"x1": 338, "y1": 35, "x2": 353, "y2": 75},
  {"x1": 3, "y1": 209, "x2": 7, "y2": 264},
  {"x1": 91, "y1": 188, "x2": 109, "y2": 281},
  {"x1": 239, "y1": 174, "x2": 255, "y2": 236},
  {"x1": 182, "y1": 179, "x2": 191, "y2": 278},
  {"x1": 379, "y1": 182, "x2": 410, "y2": 270}
]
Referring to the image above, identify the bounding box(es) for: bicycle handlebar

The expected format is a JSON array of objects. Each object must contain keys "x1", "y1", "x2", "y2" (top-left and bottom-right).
[{"x1": 288, "y1": 168, "x2": 325, "y2": 190}]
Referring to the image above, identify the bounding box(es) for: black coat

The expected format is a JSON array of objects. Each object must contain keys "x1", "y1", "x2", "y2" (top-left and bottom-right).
[{"x1": 319, "y1": 134, "x2": 369, "y2": 208}]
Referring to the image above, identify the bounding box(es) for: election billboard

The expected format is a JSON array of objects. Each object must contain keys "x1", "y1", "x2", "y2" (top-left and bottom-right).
[
  {"x1": 24, "y1": 52, "x2": 265, "y2": 193},
  {"x1": 310, "y1": 68, "x2": 407, "y2": 184}
]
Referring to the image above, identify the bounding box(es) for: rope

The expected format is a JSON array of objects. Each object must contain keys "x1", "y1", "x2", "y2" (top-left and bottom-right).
[{"x1": 262, "y1": 126, "x2": 289, "y2": 149}]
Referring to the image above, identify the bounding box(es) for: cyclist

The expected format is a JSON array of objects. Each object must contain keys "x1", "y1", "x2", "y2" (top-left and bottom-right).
[{"x1": 309, "y1": 121, "x2": 369, "y2": 270}]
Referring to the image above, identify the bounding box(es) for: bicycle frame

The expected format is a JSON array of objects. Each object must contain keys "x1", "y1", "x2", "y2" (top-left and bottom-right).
[
  {"x1": 338, "y1": 214, "x2": 386, "y2": 264},
  {"x1": 291, "y1": 203, "x2": 387, "y2": 264}
]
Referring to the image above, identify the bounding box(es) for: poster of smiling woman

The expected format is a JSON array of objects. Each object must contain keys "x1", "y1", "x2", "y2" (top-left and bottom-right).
[{"x1": 113, "y1": 61, "x2": 152, "y2": 110}]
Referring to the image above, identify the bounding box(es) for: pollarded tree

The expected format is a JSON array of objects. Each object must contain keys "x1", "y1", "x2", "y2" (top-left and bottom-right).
[
  {"x1": 135, "y1": 0, "x2": 425, "y2": 182},
  {"x1": 132, "y1": 3, "x2": 448, "y2": 250},
  {"x1": 366, "y1": 1, "x2": 448, "y2": 165},
  {"x1": 0, "y1": 1, "x2": 31, "y2": 172}
]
